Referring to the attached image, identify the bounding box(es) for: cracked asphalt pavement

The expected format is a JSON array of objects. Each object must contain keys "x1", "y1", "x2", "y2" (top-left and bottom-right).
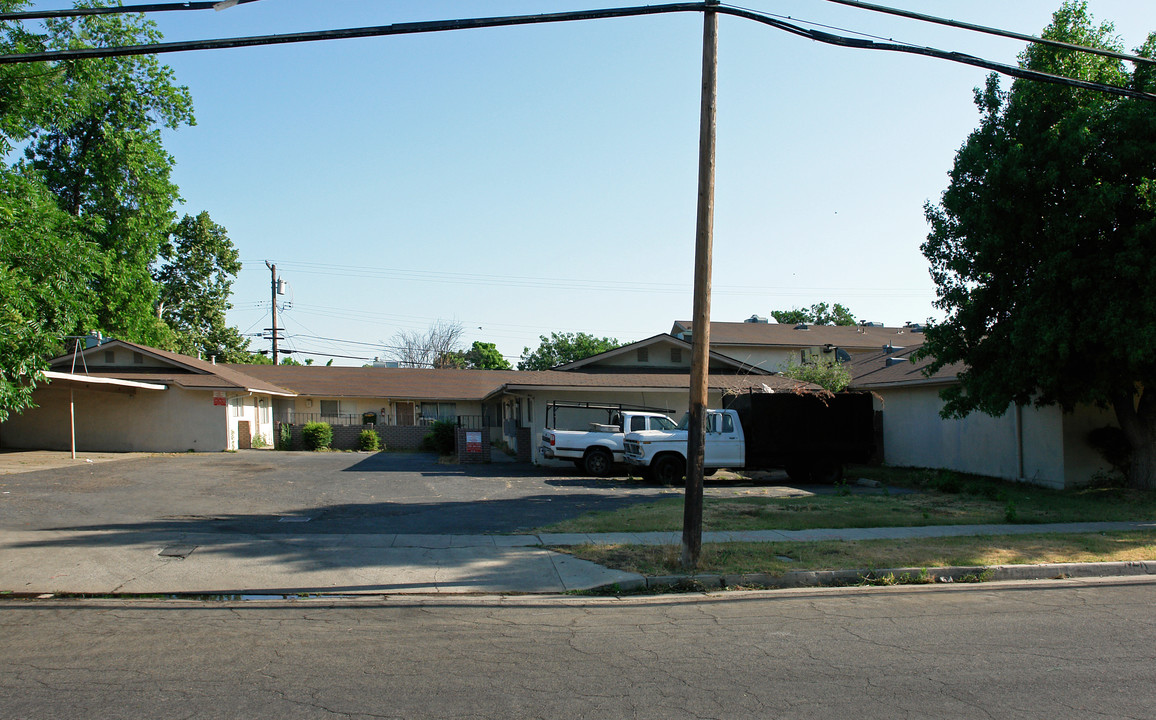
[
  {"x1": 0, "y1": 450, "x2": 822, "y2": 536},
  {"x1": 3, "y1": 578, "x2": 1155, "y2": 719}
]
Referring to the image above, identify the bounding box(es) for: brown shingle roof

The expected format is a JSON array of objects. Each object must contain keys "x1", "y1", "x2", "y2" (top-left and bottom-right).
[
  {"x1": 848, "y1": 346, "x2": 961, "y2": 389},
  {"x1": 673, "y1": 321, "x2": 926, "y2": 352},
  {"x1": 48, "y1": 340, "x2": 296, "y2": 396},
  {"x1": 230, "y1": 365, "x2": 517, "y2": 400},
  {"x1": 229, "y1": 365, "x2": 815, "y2": 400}
]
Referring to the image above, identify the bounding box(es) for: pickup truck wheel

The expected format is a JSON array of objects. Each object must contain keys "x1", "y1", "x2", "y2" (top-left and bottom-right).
[
  {"x1": 811, "y1": 459, "x2": 844, "y2": 484},
  {"x1": 583, "y1": 447, "x2": 613, "y2": 477},
  {"x1": 784, "y1": 463, "x2": 811, "y2": 483},
  {"x1": 653, "y1": 455, "x2": 685, "y2": 486}
]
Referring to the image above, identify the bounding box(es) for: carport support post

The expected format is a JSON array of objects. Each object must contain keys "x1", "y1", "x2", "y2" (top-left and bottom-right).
[
  {"x1": 69, "y1": 387, "x2": 76, "y2": 460},
  {"x1": 682, "y1": 0, "x2": 718, "y2": 571}
]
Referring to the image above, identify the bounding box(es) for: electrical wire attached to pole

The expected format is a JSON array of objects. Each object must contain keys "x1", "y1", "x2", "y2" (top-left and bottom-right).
[{"x1": 0, "y1": 2, "x2": 1153, "y2": 101}]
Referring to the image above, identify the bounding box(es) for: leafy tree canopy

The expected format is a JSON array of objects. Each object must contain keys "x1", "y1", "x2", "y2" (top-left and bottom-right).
[
  {"x1": 0, "y1": 4, "x2": 256, "y2": 418},
  {"x1": 463, "y1": 341, "x2": 512, "y2": 370},
  {"x1": 771, "y1": 303, "x2": 857, "y2": 327},
  {"x1": 918, "y1": 1, "x2": 1156, "y2": 487},
  {"x1": 154, "y1": 212, "x2": 251, "y2": 363},
  {"x1": 518, "y1": 332, "x2": 621, "y2": 371},
  {"x1": 0, "y1": 168, "x2": 95, "y2": 421},
  {"x1": 22, "y1": 5, "x2": 195, "y2": 345}
]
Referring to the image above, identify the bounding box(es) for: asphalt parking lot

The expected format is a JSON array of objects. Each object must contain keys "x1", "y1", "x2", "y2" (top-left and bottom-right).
[{"x1": 0, "y1": 450, "x2": 819, "y2": 537}]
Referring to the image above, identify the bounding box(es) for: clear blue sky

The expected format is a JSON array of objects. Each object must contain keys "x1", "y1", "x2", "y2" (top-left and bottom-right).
[{"x1": 30, "y1": 1, "x2": 1156, "y2": 364}]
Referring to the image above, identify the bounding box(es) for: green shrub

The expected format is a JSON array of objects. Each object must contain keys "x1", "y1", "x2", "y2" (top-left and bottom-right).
[
  {"x1": 278, "y1": 422, "x2": 291, "y2": 450},
  {"x1": 777, "y1": 359, "x2": 852, "y2": 392},
  {"x1": 302, "y1": 421, "x2": 333, "y2": 451},
  {"x1": 421, "y1": 419, "x2": 457, "y2": 455},
  {"x1": 358, "y1": 429, "x2": 381, "y2": 452}
]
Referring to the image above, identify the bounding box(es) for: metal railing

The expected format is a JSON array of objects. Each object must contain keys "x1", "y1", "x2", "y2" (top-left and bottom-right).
[
  {"x1": 275, "y1": 413, "x2": 491, "y2": 428},
  {"x1": 276, "y1": 412, "x2": 373, "y2": 426}
]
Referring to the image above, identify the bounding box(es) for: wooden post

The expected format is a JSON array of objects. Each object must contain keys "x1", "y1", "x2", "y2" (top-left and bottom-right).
[
  {"x1": 69, "y1": 386, "x2": 76, "y2": 460},
  {"x1": 266, "y1": 261, "x2": 279, "y2": 365},
  {"x1": 682, "y1": 0, "x2": 718, "y2": 570}
]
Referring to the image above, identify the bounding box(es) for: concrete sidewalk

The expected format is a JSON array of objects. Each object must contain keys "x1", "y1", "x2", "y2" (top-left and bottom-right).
[{"x1": 1, "y1": 521, "x2": 1152, "y2": 596}]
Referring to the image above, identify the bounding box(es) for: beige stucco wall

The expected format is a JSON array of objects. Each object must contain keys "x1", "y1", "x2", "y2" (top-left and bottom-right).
[
  {"x1": 225, "y1": 393, "x2": 277, "y2": 450},
  {"x1": 588, "y1": 344, "x2": 692, "y2": 370},
  {"x1": 712, "y1": 347, "x2": 798, "y2": 372},
  {"x1": 872, "y1": 384, "x2": 1115, "y2": 489},
  {"x1": 1, "y1": 384, "x2": 230, "y2": 452}
]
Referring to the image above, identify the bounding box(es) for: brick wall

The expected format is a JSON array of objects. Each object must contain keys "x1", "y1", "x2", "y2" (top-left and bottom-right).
[
  {"x1": 516, "y1": 426, "x2": 533, "y2": 463},
  {"x1": 455, "y1": 427, "x2": 491, "y2": 464}
]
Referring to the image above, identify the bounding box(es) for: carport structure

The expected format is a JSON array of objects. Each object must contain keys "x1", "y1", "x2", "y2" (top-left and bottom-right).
[
  {"x1": 39, "y1": 371, "x2": 168, "y2": 459},
  {"x1": 1, "y1": 339, "x2": 295, "y2": 453}
]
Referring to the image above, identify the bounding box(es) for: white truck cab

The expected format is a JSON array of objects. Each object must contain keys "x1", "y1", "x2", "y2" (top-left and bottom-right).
[
  {"x1": 539, "y1": 401, "x2": 677, "y2": 476},
  {"x1": 623, "y1": 409, "x2": 745, "y2": 483}
]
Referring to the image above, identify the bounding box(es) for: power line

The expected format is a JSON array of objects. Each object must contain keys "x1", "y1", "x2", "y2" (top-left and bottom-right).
[
  {"x1": 822, "y1": 0, "x2": 1156, "y2": 67},
  {"x1": 256, "y1": 260, "x2": 934, "y2": 299},
  {"x1": 1, "y1": 2, "x2": 1152, "y2": 101},
  {"x1": 0, "y1": 0, "x2": 263, "y2": 21}
]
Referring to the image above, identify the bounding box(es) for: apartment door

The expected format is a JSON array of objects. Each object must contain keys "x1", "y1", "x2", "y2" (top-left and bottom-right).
[{"x1": 395, "y1": 402, "x2": 415, "y2": 425}]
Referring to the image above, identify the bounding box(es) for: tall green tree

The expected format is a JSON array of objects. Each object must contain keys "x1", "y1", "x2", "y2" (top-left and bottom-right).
[
  {"x1": 154, "y1": 212, "x2": 250, "y2": 362},
  {"x1": 463, "y1": 341, "x2": 511, "y2": 370},
  {"x1": 518, "y1": 332, "x2": 621, "y2": 370},
  {"x1": 771, "y1": 302, "x2": 857, "y2": 326},
  {"x1": 21, "y1": 3, "x2": 195, "y2": 345},
  {"x1": 0, "y1": 169, "x2": 96, "y2": 421},
  {"x1": 919, "y1": 2, "x2": 1156, "y2": 488}
]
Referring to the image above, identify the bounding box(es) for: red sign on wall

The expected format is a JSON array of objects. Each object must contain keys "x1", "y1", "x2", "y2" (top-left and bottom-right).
[
  {"x1": 466, "y1": 431, "x2": 483, "y2": 454},
  {"x1": 213, "y1": 391, "x2": 226, "y2": 406}
]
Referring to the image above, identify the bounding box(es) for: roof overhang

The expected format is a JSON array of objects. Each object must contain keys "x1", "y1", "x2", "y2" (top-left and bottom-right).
[
  {"x1": 43, "y1": 371, "x2": 168, "y2": 393},
  {"x1": 244, "y1": 386, "x2": 297, "y2": 398}
]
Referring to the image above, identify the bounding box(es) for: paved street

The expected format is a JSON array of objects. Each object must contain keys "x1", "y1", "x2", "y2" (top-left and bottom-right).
[{"x1": 3, "y1": 578, "x2": 1154, "y2": 719}]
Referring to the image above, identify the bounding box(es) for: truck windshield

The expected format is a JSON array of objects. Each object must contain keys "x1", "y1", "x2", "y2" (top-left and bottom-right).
[
  {"x1": 652, "y1": 416, "x2": 677, "y2": 431},
  {"x1": 675, "y1": 413, "x2": 720, "y2": 431}
]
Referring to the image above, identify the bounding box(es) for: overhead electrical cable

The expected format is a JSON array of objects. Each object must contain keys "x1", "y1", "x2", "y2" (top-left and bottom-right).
[
  {"x1": 822, "y1": 0, "x2": 1156, "y2": 67},
  {"x1": 0, "y1": 2, "x2": 1152, "y2": 101},
  {"x1": 0, "y1": 0, "x2": 262, "y2": 21},
  {"x1": 262, "y1": 260, "x2": 934, "y2": 298}
]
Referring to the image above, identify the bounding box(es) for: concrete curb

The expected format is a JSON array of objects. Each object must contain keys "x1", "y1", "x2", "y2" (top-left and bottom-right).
[{"x1": 594, "y1": 560, "x2": 1156, "y2": 593}]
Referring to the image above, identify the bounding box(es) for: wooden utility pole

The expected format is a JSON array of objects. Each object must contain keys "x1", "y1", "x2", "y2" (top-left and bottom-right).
[
  {"x1": 266, "y1": 261, "x2": 279, "y2": 365},
  {"x1": 682, "y1": 0, "x2": 718, "y2": 570}
]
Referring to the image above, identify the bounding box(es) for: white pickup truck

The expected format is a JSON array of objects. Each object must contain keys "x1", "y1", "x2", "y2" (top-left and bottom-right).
[
  {"x1": 623, "y1": 392, "x2": 876, "y2": 484},
  {"x1": 539, "y1": 402, "x2": 677, "y2": 476}
]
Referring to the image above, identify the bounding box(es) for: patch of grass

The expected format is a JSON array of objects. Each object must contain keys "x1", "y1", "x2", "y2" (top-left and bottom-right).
[
  {"x1": 536, "y1": 466, "x2": 1156, "y2": 534},
  {"x1": 556, "y1": 530, "x2": 1156, "y2": 576}
]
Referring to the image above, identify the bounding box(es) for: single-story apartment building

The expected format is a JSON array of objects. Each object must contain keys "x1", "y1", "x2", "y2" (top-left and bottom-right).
[
  {"x1": 849, "y1": 345, "x2": 1119, "y2": 489},
  {"x1": 0, "y1": 339, "x2": 294, "y2": 452}
]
